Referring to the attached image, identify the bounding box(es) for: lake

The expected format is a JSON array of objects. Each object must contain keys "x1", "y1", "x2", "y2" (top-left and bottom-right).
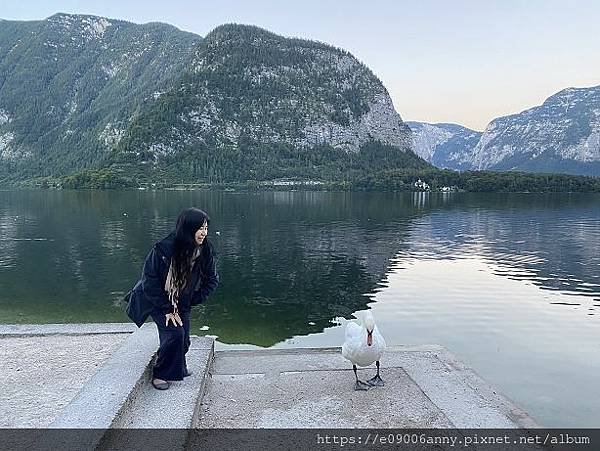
[{"x1": 0, "y1": 190, "x2": 598, "y2": 427}]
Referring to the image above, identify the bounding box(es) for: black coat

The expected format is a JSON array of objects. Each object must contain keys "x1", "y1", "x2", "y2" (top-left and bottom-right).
[{"x1": 125, "y1": 232, "x2": 219, "y2": 327}]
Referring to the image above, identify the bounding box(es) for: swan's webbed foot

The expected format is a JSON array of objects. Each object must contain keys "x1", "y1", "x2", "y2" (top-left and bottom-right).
[
  {"x1": 352, "y1": 364, "x2": 370, "y2": 390},
  {"x1": 367, "y1": 374, "x2": 385, "y2": 387},
  {"x1": 354, "y1": 379, "x2": 371, "y2": 391}
]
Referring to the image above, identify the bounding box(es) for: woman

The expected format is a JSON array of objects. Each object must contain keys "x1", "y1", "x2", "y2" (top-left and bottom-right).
[{"x1": 125, "y1": 208, "x2": 219, "y2": 390}]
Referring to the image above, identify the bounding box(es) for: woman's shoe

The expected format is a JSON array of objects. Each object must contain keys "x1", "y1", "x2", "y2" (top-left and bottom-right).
[{"x1": 152, "y1": 378, "x2": 170, "y2": 390}]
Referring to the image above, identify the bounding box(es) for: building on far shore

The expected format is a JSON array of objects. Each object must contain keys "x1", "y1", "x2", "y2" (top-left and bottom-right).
[{"x1": 414, "y1": 179, "x2": 430, "y2": 191}]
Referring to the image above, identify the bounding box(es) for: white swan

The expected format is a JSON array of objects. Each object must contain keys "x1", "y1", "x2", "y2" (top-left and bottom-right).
[{"x1": 342, "y1": 310, "x2": 386, "y2": 390}]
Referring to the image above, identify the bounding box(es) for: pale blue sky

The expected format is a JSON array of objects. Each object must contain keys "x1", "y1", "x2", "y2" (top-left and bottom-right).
[{"x1": 3, "y1": 0, "x2": 600, "y2": 130}]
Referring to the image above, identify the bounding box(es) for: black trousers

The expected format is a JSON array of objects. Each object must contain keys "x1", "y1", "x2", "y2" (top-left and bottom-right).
[{"x1": 150, "y1": 309, "x2": 191, "y2": 381}]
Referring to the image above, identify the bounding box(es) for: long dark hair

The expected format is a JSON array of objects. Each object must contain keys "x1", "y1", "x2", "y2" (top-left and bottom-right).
[{"x1": 171, "y1": 208, "x2": 210, "y2": 292}]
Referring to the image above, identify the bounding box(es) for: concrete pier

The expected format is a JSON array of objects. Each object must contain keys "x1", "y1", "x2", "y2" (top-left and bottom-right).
[
  {"x1": 197, "y1": 345, "x2": 537, "y2": 429},
  {"x1": 0, "y1": 323, "x2": 538, "y2": 435}
]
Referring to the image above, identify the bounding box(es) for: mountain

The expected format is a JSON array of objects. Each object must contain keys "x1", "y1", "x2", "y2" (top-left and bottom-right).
[
  {"x1": 472, "y1": 86, "x2": 600, "y2": 176},
  {"x1": 408, "y1": 86, "x2": 600, "y2": 176},
  {"x1": 113, "y1": 23, "x2": 423, "y2": 182},
  {"x1": 0, "y1": 13, "x2": 201, "y2": 180},
  {"x1": 407, "y1": 121, "x2": 482, "y2": 170},
  {"x1": 0, "y1": 15, "x2": 428, "y2": 185}
]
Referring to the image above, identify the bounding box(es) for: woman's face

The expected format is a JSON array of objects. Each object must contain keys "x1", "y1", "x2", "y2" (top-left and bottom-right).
[{"x1": 195, "y1": 221, "x2": 208, "y2": 245}]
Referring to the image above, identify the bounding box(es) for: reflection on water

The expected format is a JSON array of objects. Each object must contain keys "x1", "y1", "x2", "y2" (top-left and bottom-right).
[
  {"x1": 397, "y1": 197, "x2": 600, "y2": 317},
  {"x1": 0, "y1": 190, "x2": 599, "y2": 426}
]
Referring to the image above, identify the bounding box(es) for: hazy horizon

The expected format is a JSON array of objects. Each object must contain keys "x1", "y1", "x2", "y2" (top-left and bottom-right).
[{"x1": 3, "y1": 0, "x2": 600, "y2": 131}]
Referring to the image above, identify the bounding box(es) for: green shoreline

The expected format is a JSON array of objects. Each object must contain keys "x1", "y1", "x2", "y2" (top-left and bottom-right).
[{"x1": 3, "y1": 167, "x2": 600, "y2": 193}]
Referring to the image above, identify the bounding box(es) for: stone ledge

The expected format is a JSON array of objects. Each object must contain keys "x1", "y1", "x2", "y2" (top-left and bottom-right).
[
  {"x1": 50, "y1": 323, "x2": 156, "y2": 433},
  {"x1": 112, "y1": 336, "x2": 214, "y2": 429},
  {"x1": 0, "y1": 323, "x2": 138, "y2": 337}
]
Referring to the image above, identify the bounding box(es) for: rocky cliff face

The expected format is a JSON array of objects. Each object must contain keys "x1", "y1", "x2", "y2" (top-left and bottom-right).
[
  {"x1": 472, "y1": 86, "x2": 600, "y2": 175},
  {"x1": 117, "y1": 24, "x2": 413, "y2": 162}
]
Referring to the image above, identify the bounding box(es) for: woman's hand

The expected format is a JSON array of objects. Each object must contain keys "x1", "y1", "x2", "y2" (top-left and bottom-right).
[{"x1": 165, "y1": 312, "x2": 183, "y2": 327}]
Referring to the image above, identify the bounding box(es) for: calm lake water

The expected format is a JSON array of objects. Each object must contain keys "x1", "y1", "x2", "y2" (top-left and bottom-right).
[{"x1": 1, "y1": 190, "x2": 599, "y2": 427}]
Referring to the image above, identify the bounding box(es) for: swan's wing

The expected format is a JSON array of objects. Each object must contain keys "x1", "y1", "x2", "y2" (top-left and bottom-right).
[
  {"x1": 342, "y1": 321, "x2": 363, "y2": 360},
  {"x1": 374, "y1": 326, "x2": 386, "y2": 344},
  {"x1": 344, "y1": 321, "x2": 362, "y2": 340},
  {"x1": 374, "y1": 326, "x2": 387, "y2": 355}
]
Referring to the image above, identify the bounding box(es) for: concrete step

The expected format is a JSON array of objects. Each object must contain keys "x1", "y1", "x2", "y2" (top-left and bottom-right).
[
  {"x1": 97, "y1": 337, "x2": 214, "y2": 451},
  {"x1": 50, "y1": 323, "x2": 157, "y2": 430},
  {"x1": 46, "y1": 323, "x2": 157, "y2": 450},
  {"x1": 0, "y1": 323, "x2": 137, "y2": 337},
  {"x1": 112, "y1": 336, "x2": 214, "y2": 428},
  {"x1": 48, "y1": 326, "x2": 214, "y2": 450}
]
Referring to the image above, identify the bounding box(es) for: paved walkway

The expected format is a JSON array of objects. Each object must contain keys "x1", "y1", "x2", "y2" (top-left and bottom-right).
[{"x1": 0, "y1": 332, "x2": 129, "y2": 427}]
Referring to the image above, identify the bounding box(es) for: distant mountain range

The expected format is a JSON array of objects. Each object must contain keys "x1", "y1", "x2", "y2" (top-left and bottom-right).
[
  {"x1": 0, "y1": 13, "x2": 598, "y2": 185},
  {"x1": 408, "y1": 85, "x2": 600, "y2": 176},
  {"x1": 406, "y1": 122, "x2": 482, "y2": 171},
  {"x1": 0, "y1": 13, "x2": 427, "y2": 185}
]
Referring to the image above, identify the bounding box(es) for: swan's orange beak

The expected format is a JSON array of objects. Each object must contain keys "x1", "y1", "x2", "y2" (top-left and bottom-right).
[{"x1": 367, "y1": 331, "x2": 373, "y2": 346}]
